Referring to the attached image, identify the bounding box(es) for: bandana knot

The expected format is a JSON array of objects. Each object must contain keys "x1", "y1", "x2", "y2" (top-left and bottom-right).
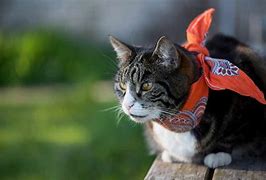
[{"x1": 155, "y1": 8, "x2": 266, "y2": 133}]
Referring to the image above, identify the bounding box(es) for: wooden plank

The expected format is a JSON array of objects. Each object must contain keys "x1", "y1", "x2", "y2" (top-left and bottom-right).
[
  {"x1": 145, "y1": 156, "x2": 266, "y2": 180},
  {"x1": 213, "y1": 158, "x2": 266, "y2": 180},
  {"x1": 144, "y1": 156, "x2": 210, "y2": 180},
  {"x1": 213, "y1": 169, "x2": 266, "y2": 180}
]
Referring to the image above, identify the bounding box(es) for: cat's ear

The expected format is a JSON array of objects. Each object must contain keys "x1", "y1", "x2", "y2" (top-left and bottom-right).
[
  {"x1": 109, "y1": 35, "x2": 133, "y2": 63},
  {"x1": 152, "y1": 36, "x2": 180, "y2": 69}
]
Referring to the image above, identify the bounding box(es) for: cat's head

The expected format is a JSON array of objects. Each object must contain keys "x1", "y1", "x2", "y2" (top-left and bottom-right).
[{"x1": 110, "y1": 36, "x2": 197, "y2": 123}]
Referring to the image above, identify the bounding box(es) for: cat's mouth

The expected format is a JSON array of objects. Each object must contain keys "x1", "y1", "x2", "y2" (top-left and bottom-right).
[
  {"x1": 129, "y1": 113, "x2": 148, "y2": 119},
  {"x1": 128, "y1": 113, "x2": 153, "y2": 123}
]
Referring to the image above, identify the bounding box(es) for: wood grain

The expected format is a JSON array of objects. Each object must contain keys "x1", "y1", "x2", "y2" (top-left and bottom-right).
[
  {"x1": 213, "y1": 169, "x2": 266, "y2": 180},
  {"x1": 212, "y1": 158, "x2": 266, "y2": 180},
  {"x1": 145, "y1": 156, "x2": 266, "y2": 180},
  {"x1": 144, "y1": 156, "x2": 209, "y2": 180}
]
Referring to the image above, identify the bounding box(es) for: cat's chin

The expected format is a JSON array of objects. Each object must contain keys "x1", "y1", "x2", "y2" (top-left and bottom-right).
[
  {"x1": 130, "y1": 116, "x2": 152, "y2": 123},
  {"x1": 122, "y1": 108, "x2": 161, "y2": 123},
  {"x1": 128, "y1": 114, "x2": 156, "y2": 123}
]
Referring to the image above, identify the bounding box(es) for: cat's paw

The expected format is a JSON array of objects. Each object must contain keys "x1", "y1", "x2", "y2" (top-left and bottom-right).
[
  {"x1": 161, "y1": 151, "x2": 173, "y2": 163},
  {"x1": 204, "y1": 152, "x2": 232, "y2": 168}
]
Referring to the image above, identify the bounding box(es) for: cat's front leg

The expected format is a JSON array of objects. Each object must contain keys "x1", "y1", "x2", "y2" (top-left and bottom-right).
[
  {"x1": 204, "y1": 152, "x2": 232, "y2": 168},
  {"x1": 161, "y1": 151, "x2": 185, "y2": 163},
  {"x1": 161, "y1": 151, "x2": 174, "y2": 163}
]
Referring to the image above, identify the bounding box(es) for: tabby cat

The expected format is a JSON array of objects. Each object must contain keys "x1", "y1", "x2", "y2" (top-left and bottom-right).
[{"x1": 109, "y1": 34, "x2": 266, "y2": 168}]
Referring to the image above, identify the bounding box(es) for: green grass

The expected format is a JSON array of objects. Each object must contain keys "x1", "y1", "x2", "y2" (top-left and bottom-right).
[{"x1": 0, "y1": 82, "x2": 154, "y2": 180}]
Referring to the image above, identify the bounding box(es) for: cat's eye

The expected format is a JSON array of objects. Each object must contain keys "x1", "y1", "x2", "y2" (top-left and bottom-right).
[
  {"x1": 142, "y1": 82, "x2": 153, "y2": 91},
  {"x1": 119, "y1": 81, "x2": 127, "y2": 90}
]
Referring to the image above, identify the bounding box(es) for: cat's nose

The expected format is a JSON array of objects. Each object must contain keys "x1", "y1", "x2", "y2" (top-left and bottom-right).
[{"x1": 125, "y1": 103, "x2": 134, "y2": 111}]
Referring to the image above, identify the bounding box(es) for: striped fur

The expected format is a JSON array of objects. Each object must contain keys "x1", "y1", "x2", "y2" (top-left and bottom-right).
[{"x1": 111, "y1": 34, "x2": 266, "y2": 167}]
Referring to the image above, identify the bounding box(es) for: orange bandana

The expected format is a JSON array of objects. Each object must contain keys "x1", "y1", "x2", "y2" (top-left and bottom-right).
[{"x1": 156, "y1": 8, "x2": 266, "y2": 132}]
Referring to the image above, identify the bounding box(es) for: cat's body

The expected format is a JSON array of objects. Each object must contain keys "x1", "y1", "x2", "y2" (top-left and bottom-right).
[{"x1": 110, "y1": 34, "x2": 266, "y2": 168}]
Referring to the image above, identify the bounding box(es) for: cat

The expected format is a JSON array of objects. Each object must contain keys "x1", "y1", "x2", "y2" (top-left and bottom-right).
[{"x1": 109, "y1": 33, "x2": 266, "y2": 168}]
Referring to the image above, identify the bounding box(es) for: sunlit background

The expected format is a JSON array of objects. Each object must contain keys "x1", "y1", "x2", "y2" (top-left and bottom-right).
[{"x1": 0, "y1": 0, "x2": 266, "y2": 179}]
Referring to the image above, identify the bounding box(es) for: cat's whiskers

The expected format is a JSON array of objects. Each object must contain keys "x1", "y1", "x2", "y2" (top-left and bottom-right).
[
  {"x1": 157, "y1": 117, "x2": 168, "y2": 127},
  {"x1": 125, "y1": 108, "x2": 170, "y2": 126},
  {"x1": 102, "y1": 53, "x2": 118, "y2": 70},
  {"x1": 107, "y1": 106, "x2": 178, "y2": 126},
  {"x1": 160, "y1": 109, "x2": 176, "y2": 116},
  {"x1": 100, "y1": 105, "x2": 121, "y2": 112},
  {"x1": 95, "y1": 46, "x2": 118, "y2": 70},
  {"x1": 100, "y1": 105, "x2": 126, "y2": 125},
  {"x1": 116, "y1": 108, "x2": 125, "y2": 126}
]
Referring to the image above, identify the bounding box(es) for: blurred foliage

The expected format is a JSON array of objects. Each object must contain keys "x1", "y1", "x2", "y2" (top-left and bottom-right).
[
  {"x1": 0, "y1": 82, "x2": 154, "y2": 179},
  {"x1": 0, "y1": 31, "x2": 154, "y2": 179},
  {"x1": 0, "y1": 30, "x2": 116, "y2": 86}
]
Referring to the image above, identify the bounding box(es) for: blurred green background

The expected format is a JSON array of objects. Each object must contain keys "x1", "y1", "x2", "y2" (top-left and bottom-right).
[
  {"x1": 1, "y1": 0, "x2": 265, "y2": 179},
  {"x1": 0, "y1": 30, "x2": 154, "y2": 179}
]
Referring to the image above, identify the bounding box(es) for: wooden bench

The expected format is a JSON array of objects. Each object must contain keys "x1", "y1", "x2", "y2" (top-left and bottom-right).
[{"x1": 145, "y1": 156, "x2": 266, "y2": 180}]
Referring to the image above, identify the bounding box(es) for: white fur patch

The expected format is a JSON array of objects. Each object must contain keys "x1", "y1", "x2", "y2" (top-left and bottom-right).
[
  {"x1": 152, "y1": 122, "x2": 197, "y2": 162},
  {"x1": 122, "y1": 85, "x2": 135, "y2": 114},
  {"x1": 122, "y1": 85, "x2": 160, "y2": 123},
  {"x1": 161, "y1": 151, "x2": 173, "y2": 163},
  {"x1": 204, "y1": 152, "x2": 232, "y2": 168}
]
